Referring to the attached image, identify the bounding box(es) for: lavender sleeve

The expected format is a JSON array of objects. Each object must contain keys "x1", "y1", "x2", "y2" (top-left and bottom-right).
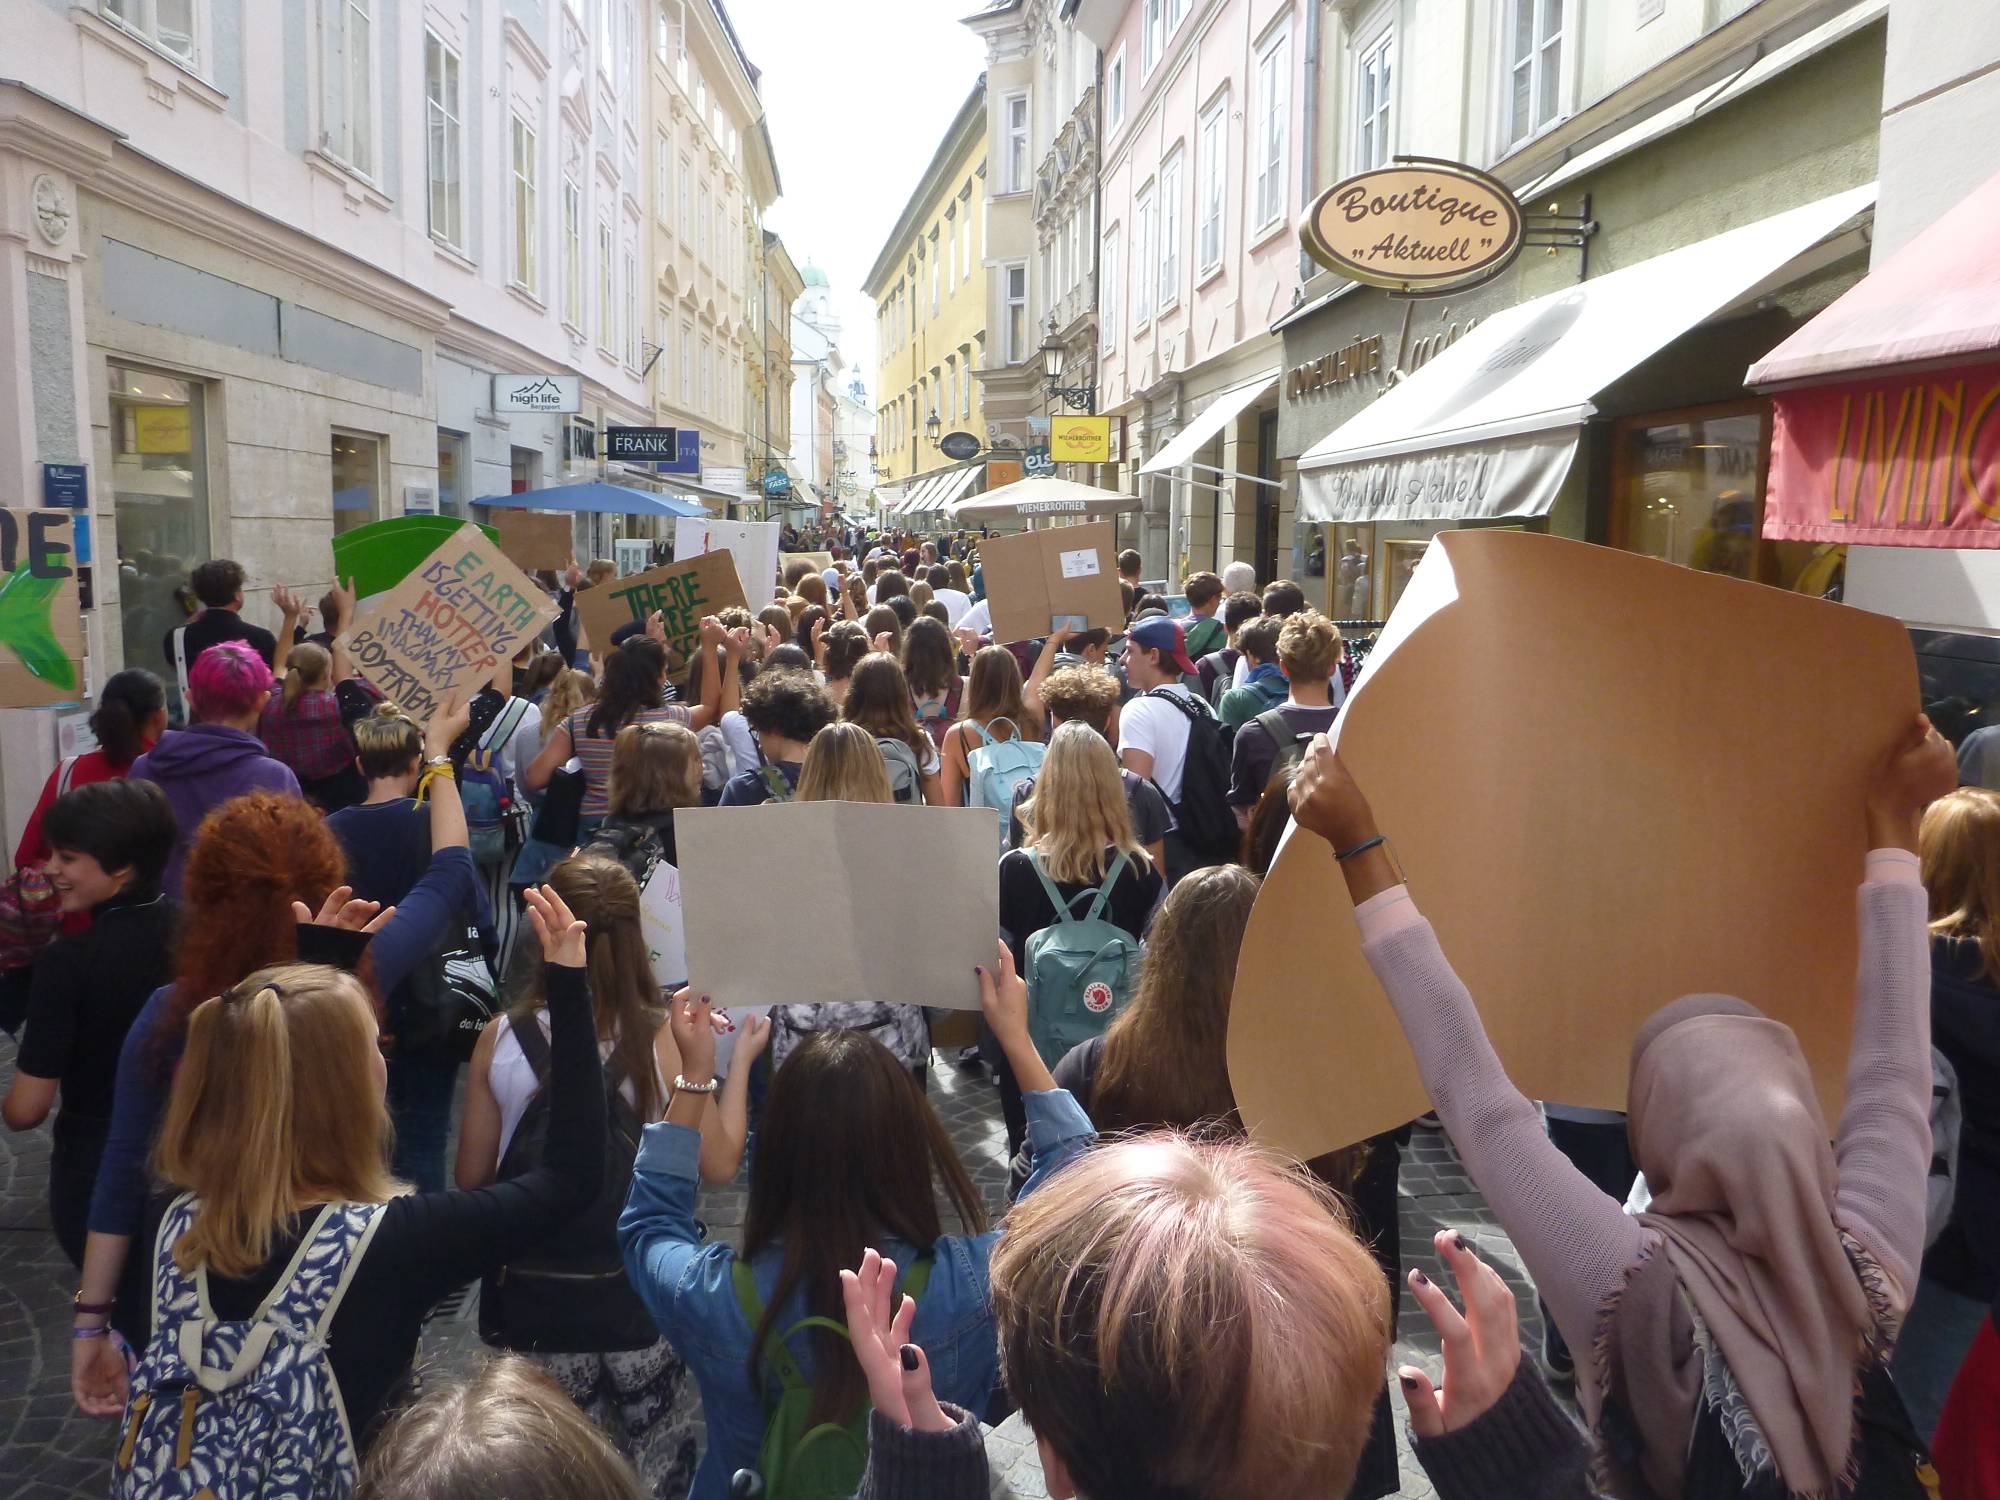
[
  {"x1": 1833, "y1": 852, "x2": 1932, "y2": 1307},
  {"x1": 1355, "y1": 889, "x2": 1649, "y2": 1379}
]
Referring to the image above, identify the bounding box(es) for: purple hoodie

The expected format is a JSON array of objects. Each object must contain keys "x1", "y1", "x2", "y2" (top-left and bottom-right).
[{"x1": 131, "y1": 724, "x2": 303, "y2": 896}]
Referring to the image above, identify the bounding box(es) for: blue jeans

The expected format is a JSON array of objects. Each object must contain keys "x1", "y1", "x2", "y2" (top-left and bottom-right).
[
  {"x1": 1891, "y1": 1273, "x2": 1990, "y2": 1442},
  {"x1": 388, "y1": 1050, "x2": 461, "y2": 1193}
]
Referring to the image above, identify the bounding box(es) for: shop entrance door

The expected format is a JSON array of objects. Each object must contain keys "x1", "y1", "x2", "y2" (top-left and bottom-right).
[{"x1": 1254, "y1": 409, "x2": 1279, "y2": 583}]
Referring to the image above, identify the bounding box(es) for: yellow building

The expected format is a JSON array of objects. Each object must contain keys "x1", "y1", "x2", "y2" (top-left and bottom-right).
[{"x1": 864, "y1": 79, "x2": 989, "y2": 518}]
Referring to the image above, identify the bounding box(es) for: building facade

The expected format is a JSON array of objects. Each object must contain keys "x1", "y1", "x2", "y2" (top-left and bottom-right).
[
  {"x1": 865, "y1": 80, "x2": 990, "y2": 514},
  {"x1": 790, "y1": 264, "x2": 843, "y2": 505},
  {"x1": 748, "y1": 230, "x2": 801, "y2": 513},
  {"x1": 1275, "y1": 0, "x2": 1886, "y2": 619}
]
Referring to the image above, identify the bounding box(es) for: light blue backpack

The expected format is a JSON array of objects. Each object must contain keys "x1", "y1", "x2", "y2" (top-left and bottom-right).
[
  {"x1": 1024, "y1": 850, "x2": 1142, "y2": 1068},
  {"x1": 966, "y1": 718, "x2": 1045, "y2": 854},
  {"x1": 113, "y1": 1192, "x2": 386, "y2": 1499}
]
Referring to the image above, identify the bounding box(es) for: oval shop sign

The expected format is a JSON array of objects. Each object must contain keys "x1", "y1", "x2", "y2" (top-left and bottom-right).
[{"x1": 1302, "y1": 160, "x2": 1523, "y2": 294}]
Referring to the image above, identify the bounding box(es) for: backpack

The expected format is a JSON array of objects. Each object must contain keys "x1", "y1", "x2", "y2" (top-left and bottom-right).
[
  {"x1": 730, "y1": 1255, "x2": 934, "y2": 1500},
  {"x1": 0, "y1": 756, "x2": 79, "y2": 974},
  {"x1": 1023, "y1": 850, "x2": 1143, "y2": 1068},
  {"x1": 1183, "y1": 613, "x2": 1227, "y2": 662},
  {"x1": 1204, "y1": 647, "x2": 1241, "y2": 708},
  {"x1": 966, "y1": 719, "x2": 1046, "y2": 855},
  {"x1": 1252, "y1": 707, "x2": 1319, "y2": 779},
  {"x1": 759, "y1": 763, "x2": 797, "y2": 804},
  {"x1": 876, "y1": 736, "x2": 924, "y2": 805},
  {"x1": 1142, "y1": 689, "x2": 1237, "y2": 862},
  {"x1": 113, "y1": 1191, "x2": 385, "y2": 1499},
  {"x1": 479, "y1": 1015, "x2": 658, "y2": 1352},
  {"x1": 913, "y1": 680, "x2": 963, "y2": 751},
  {"x1": 462, "y1": 698, "x2": 531, "y2": 865}
]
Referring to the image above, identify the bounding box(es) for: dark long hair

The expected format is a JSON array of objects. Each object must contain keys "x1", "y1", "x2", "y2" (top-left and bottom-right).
[
  {"x1": 91, "y1": 668, "x2": 166, "y2": 766},
  {"x1": 900, "y1": 617, "x2": 957, "y2": 698},
  {"x1": 742, "y1": 1031, "x2": 986, "y2": 1424},
  {"x1": 587, "y1": 640, "x2": 667, "y2": 740},
  {"x1": 843, "y1": 654, "x2": 929, "y2": 759}
]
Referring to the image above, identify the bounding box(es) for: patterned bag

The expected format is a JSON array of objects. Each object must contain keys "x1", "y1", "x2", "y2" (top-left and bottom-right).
[
  {"x1": 0, "y1": 756, "x2": 78, "y2": 974},
  {"x1": 112, "y1": 1192, "x2": 386, "y2": 1499}
]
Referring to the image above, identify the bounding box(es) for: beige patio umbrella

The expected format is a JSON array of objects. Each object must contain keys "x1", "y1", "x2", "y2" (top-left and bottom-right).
[{"x1": 946, "y1": 475, "x2": 1143, "y2": 523}]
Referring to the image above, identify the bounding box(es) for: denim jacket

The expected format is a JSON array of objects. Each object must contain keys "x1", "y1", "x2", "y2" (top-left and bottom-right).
[{"x1": 619, "y1": 1087, "x2": 1095, "y2": 1500}]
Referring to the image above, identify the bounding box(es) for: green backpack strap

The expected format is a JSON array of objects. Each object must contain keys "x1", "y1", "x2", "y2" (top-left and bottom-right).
[
  {"x1": 1029, "y1": 849, "x2": 1129, "y2": 926},
  {"x1": 728, "y1": 1253, "x2": 938, "y2": 1399}
]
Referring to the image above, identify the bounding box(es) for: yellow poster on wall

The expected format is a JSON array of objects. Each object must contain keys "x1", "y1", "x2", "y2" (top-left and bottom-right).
[
  {"x1": 132, "y1": 405, "x2": 193, "y2": 455},
  {"x1": 1048, "y1": 415, "x2": 1112, "y2": 463}
]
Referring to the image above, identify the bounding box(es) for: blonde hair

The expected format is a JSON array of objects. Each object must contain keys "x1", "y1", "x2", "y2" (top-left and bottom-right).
[
  {"x1": 540, "y1": 668, "x2": 597, "y2": 745},
  {"x1": 1276, "y1": 609, "x2": 1343, "y2": 681},
  {"x1": 358, "y1": 1355, "x2": 647, "y2": 1499},
  {"x1": 282, "y1": 642, "x2": 331, "y2": 713},
  {"x1": 154, "y1": 963, "x2": 397, "y2": 1278},
  {"x1": 1020, "y1": 721, "x2": 1144, "y2": 883},
  {"x1": 909, "y1": 580, "x2": 934, "y2": 612},
  {"x1": 1922, "y1": 786, "x2": 2000, "y2": 986},
  {"x1": 353, "y1": 702, "x2": 423, "y2": 780},
  {"x1": 606, "y1": 720, "x2": 702, "y2": 817},
  {"x1": 796, "y1": 722, "x2": 894, "y2": 804},
  {"x1": 990, "y1": 1134, "x2": 1390, "y2": 1500}
]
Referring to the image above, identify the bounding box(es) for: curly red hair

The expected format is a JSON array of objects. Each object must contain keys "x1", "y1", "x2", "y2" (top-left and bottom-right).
[{"x1": 159, "y1": 793, "x2": 349, "y2": 1071}]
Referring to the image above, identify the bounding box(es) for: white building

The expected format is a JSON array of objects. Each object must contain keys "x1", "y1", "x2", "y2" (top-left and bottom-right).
[
  {"x1": 0, "y1": 0, "x2": 657, "y2": 850},
  {"x1": 790, "y1": 263, "x2": 842, "y2": 502}
]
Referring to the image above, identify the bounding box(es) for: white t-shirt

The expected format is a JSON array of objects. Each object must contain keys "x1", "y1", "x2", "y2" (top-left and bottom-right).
[
  {"x1": 497, "y1": 700, "x2": 544, "y2": 783},
  {"x1": 1118, "y1": 683, "x2": 1198, "y2": 803},
  {"x1": 719, "y1": 709, "x2": 758, "y2": 778},
  {"x1": 931, "y1": 587, "x2": 972, "y2": 628},
  {"x1": 821, "y1": 567, "x2": 844, "y2": 599},
  {"x1": 958, "y1": 598, "x2": 992, "y2": 638}
]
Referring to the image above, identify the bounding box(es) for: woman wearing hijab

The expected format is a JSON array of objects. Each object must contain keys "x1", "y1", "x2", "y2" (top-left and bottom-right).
[{"x1": 1287, "y1": 718, "x2": 1953, "y2": 1500}]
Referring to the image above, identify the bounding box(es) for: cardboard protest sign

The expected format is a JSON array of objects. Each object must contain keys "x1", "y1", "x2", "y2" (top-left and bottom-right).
[
  {"x1": 337, "y1": 522, "x2": 557, "y2": 722},
  {"x1": 677, "y1": 802, "x2": 999, "y2": 1011},
  {"x1": 495, "y1": 510, "x2": 574, "y2": 573},
  {"x1": 787, "y1": 550, "x2": 834, "y2": 577},
  {"x1": 640, "y1": 861, "x2": 687, "y2": 989},
  {"x1": 331, "y1": 514, "x2": 497, "y2": 603},
  {"x1": 674, "y1": 517, "x2": 780, "y2": 605},
  {"x1": 571, "y1": 551, "x2": 746, "y2": 671},
  {"x1": 0, "y1": 509, "x2": 84, "y2": 708},
  {"x1": 977, "y1": 519, "x2": 1124, "y2": 644},
  {"x1": 1226, "y1": 530, "x2": 1919, "y2": 1160}
]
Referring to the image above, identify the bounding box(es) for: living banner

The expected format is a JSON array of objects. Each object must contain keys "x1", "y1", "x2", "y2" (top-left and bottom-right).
[
  {"x1": 0, "y1": 508, "x2": 84, "y2": 708},
  {"x1": 337, "y1": 522, "x2": 557, "y2": 721},
  {"x1": 570, "y1": 550, "x2": 747, "y2": 672}
]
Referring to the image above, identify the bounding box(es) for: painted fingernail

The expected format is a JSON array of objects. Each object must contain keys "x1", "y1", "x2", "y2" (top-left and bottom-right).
[
  {"x1": 1399, "y1": 1373, "x2": 1419, "y2": 1391},
  {"x1": 974, "y1": 966, "x2": 984, "y2": 976},
  {"x1": 1454, "y1": 1234, "x2": 1471, "y2": 1255},
  {"x1": 900, "y1": 1345, "x2": 920, "y2": 1372},
  {"x1": 1411, "y1": 1270, "x2": 1430, "y2": 1287}
]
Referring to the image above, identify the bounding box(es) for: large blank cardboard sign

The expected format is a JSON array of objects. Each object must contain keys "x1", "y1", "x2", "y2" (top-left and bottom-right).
[
  {"x1": 495, "y1": 510, "x2": 575, "y2": 573},
  {"x1": 1228, "y1": 530, "x2": 1919, "y2": 1161},
  {"x1": 572, "y1": 551, "x2": 747, "y2": 673},
  {"x1": 674, "y1": 517, "x2": 781, "y2": 605},
  {"x1": 677, "y1": 802, "x2": 999, "y2": 1011},
  {"x1": 337, "y1": 523, "x2": 557, "y2": 722},
  {"x1": 0, "y1": 509, "x2": 84, "y2": 708},
  {"x1": 978, "y1": 520, "x2": 1124, "y2": 644}
]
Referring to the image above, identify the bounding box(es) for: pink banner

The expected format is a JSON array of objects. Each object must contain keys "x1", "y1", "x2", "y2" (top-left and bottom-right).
[{"x1": 1763, "y1": 361, "x2": 2000, "y2": 547}]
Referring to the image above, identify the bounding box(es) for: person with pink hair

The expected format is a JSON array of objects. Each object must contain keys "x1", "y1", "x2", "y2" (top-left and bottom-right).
[{"x1": 131, "y1": 641, "x2": 301, "y2": 896}]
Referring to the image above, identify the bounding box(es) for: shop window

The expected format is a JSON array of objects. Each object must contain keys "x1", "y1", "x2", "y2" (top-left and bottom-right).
[
  {"x1": 437, "y1": 430, "x2": 467, "y2": 518},
  {"x1": 332, "y1": 431, "x2": 382, "y2": 535},
  {"x1": 109, "y1": 364, "x2": 210, "y2": 716},
  {"x1": 1612, "y1": 405, "x2": 1832, "y2": 593}
]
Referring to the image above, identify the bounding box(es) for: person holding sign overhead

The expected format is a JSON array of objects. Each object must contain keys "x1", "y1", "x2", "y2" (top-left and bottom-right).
[{"x1": 1287, "y1": 718, "x2": 1954, "y2": 1500}]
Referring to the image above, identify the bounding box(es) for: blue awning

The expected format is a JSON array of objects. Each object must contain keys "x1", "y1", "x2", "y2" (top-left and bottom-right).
[{"x1": 473, "y1": 481, "x2": 707, "y2": 518}]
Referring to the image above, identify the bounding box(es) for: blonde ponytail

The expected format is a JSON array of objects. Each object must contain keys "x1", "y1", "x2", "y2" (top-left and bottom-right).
[{"x1": 282, "y1": 642, "x2": 331, "y2": 715}]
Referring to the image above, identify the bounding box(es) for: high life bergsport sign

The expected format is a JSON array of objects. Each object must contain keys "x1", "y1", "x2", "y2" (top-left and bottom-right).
[{"x1": 1301, "y1": 158, "x2": 1524, "y2": 296}]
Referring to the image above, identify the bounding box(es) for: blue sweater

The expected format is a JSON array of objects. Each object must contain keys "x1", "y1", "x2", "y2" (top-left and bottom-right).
[{"x1": 87, "y1": 847, "x2": 485, "y2": 1239}]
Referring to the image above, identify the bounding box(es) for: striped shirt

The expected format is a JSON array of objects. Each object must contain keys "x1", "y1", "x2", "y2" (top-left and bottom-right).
[{"x1": 566, "y1": 704, "x2": 691, "y2": 816}]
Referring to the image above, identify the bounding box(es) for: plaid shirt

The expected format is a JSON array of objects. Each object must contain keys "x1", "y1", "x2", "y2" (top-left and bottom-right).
[{"x1": 259, "y1": 684, "x2": 360, "y2": 781}]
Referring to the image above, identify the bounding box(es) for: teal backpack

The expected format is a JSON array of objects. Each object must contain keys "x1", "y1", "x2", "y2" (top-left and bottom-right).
[
  {"x1": 966, "y1": 718, "x2": 1045, "y2": 855},
  {"x1": 729, "y1": 1255, "x2": 933, "y2": 1500},
  {"x1": 1024, "y1": 851, "x2": 1142, "y2": 1068}
]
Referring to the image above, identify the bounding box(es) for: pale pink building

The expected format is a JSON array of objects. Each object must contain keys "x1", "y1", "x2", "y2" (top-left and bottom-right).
[{"x1": 1076, "y1": 0, "x2": 1310, "y2": 579}]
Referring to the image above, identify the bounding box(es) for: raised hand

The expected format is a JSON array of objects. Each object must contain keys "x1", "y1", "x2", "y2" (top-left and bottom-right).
[
  {"x1": 734, "y1": 1009, "x2": 773, "y2": 1066},
  {"x1": 1867, "y1": 712, "x2": 1956, "y2": 851},
  {"x1": 1287, "y1": 735, "x2": 1375, "y2": 850},
  {"x1": 838, "y1": 1249, "x2": 953, "y2": 1433},
  {"x1": 292, "y1": 885, "x2": 393, "y2": 933},
  {"x1": 1400, "y1": 1230, "x2": 1522, "y2": 1439},
  {"x1": 667, "y1": 988, "x2": 719, "y2": 1084},
  {"x1": 424, "y1": 694, "x2": 472, "y2": 758},
  {"x1": 524, "y1": 884, "x2": 588, "y2": 967}
]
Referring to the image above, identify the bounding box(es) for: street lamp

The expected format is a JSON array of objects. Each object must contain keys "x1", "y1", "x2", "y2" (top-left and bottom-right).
[
  {"x1": 924, "y1": 408, "x2": 943, "y2": 447},
  {"x1": 1040, "y1": 340, "x2": 1097, "y2": 412}
]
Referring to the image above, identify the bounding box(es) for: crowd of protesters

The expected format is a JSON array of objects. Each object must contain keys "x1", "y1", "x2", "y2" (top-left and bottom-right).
[{"x1": 0, "y1": 526, "x2": 1994, "y2": 1500}]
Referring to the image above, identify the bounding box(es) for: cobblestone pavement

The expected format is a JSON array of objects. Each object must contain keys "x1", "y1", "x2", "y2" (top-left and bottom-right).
[{"x1": 0, "y1": 1031, "x2": 1558, "y2": 1498}]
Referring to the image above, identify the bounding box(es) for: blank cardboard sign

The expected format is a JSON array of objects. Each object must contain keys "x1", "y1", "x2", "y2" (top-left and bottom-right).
[
  {"x1": 495, "y1": 510, "x2": 575, "y2": 573},
  {"x1": 979, "y1": 520, "x2": 1125, "y2": 644},
  {"x1": 1227, "y1": 530, "x2": 1919, "y2": 1161}
]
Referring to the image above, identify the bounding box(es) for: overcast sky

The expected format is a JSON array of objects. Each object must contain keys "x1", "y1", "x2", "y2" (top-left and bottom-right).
[{"x1": 729, "y1": 0, "x2": 987, "y2": 402}]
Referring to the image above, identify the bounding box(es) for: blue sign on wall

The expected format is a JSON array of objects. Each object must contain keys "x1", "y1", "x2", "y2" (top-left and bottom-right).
[
  {"x1": 42, "y1": 462, "x2": 87, "y2": 508},
  {"x1": 762, "y1": 469, "x2": 793, "y2": 497},
  {"x1": 649, "y1": 428, "x2": 701, "y2": 476}
]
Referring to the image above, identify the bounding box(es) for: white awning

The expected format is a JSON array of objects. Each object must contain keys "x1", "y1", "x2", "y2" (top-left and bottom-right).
[
  {"x1": 918, "y1": 465, "x2": 981, "y2": 514},
  {"x1": 1297, "y1": 183, "x2": 1877, "y2": 524},
  {"x1": 1139, "y1": 374, "x2": 1279, "y2": 474}
]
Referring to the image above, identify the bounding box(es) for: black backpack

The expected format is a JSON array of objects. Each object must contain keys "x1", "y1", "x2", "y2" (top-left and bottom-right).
[
  {"x1": 1143, "y1": 688, "x2": 1237, "y2": 861},
  {"x1": 478, "y1": 1015, "x2": 657, "y2": 1353},
  {"x1": 1252, "y1": 707, "x2": 1320, "y2": 778}
]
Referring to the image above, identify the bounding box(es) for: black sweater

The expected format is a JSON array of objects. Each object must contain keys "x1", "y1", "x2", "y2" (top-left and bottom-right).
[{"x1": 125, "y1": 963, "x2": 605, "y2": 1446}]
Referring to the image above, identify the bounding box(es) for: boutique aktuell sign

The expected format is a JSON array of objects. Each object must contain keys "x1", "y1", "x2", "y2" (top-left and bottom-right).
[{"x1": 1302, "y1": 159, "x2": 1523, "y2": 295}]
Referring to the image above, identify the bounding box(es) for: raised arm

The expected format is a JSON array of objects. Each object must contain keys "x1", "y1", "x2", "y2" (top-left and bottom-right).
[
  {"x1": 1024, "y1": 629, "x2": 1072, "y2": 725},
  {"x1": 1833, "y1": 716, "x2": 1955, "y2": 1305},
  {"x1": 1288, "y1": 739, "x2": 1648, "y2": 1377}
]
